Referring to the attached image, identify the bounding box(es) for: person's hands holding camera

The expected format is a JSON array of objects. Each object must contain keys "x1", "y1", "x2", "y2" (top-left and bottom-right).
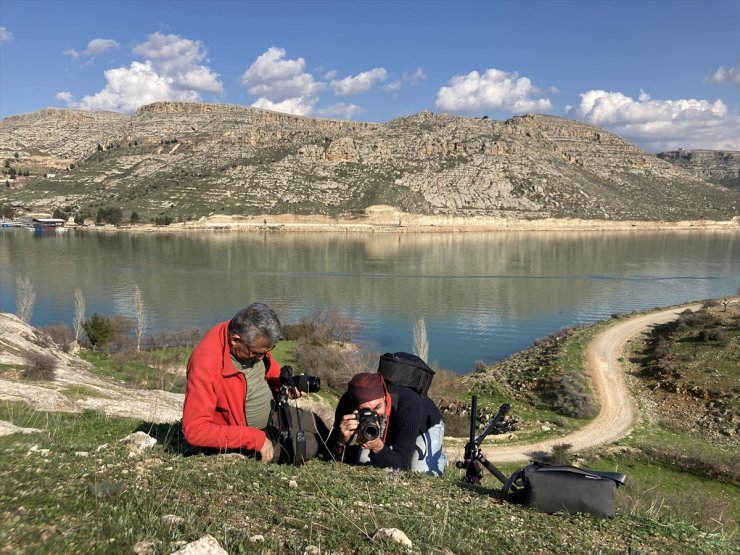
[
  {"x1": 286, "y1": 386, "x2": 307, "y2": 400},
  {"x1": 356, "y1": 434, "x2": 384, "y2": 454},
  {"x1": 337, "y1": 411, "x2": 359, "y2": 445}
]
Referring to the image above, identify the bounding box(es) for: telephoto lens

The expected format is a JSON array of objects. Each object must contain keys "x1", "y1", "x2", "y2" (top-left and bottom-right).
[{"x1": 291, "y1": 374, "x2": 321, "y2": 393}]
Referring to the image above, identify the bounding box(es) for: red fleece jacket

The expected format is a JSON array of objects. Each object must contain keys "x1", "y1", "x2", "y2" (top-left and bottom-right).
[{"x1": 182, "y1": 321, "x2": 281, "y2": 451}]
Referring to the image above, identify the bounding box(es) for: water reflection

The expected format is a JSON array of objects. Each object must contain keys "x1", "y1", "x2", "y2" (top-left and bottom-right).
[{"x1": 1, "y1": 229, "x2": 738, "y2": 371}]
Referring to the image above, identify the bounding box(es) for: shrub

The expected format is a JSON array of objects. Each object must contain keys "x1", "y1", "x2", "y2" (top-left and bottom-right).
[
  {"x1": 82, "y1": 313, "x2": 112, "y2": 351},
  {"x1": 549, "y1": 443, "x2": 573, "y2": 465},
  {"x1": 537, "y1": 373, "x2": 597, "y2": 418},
  {"x1": 23, "y1": 352, "x2": 58, "y2": 381},
  {"x1": 281, "y1": 322, "x2": 316, "y2": 341},
  {"x1": 700, "y1": 328, "x2": 727, "y2": 345},
  {"x1": 107, "y1": 314, "x2": 134, "y2": 352},
  {"x1": 292, "y1": 340, "x2": 374, "y2": 390},
  {"x1": 41, "y1": 323, "x2": 73, "y2": 351},
  {"x1": 294, "y1": 309, "x2": 361, "y2": 345}
]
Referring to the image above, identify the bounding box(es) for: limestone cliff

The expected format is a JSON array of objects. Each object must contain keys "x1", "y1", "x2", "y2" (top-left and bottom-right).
[
  {"x1": 1, "y1": 102, "x2": 737, "y2": 221},
  {"x1": 657, "y1": 149, "x2": 739, "y2": 191}
]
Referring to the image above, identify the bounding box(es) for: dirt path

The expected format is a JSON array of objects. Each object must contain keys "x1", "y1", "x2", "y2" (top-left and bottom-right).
[{"x1": 456, "y1": 303, "x2": 702, "y2": 464}]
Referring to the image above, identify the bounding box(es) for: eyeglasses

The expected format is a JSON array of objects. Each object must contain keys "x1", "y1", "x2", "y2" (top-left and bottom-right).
[{"x1": 231, "y1": 336, "x2": 274, "y2": 358}]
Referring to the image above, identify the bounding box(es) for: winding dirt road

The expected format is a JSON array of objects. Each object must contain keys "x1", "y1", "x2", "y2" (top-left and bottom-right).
[{"x1": 468, "y1": 303, "x2": 702, "y2": 464}]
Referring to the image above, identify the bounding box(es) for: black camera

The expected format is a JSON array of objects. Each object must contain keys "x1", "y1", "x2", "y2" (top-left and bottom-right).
[
  {"x1": 280, "y1": 366, "x2": 320, "y2": 393},
  {"x1": 356, "y1": 408, "x2": 381, "y2": 441}
]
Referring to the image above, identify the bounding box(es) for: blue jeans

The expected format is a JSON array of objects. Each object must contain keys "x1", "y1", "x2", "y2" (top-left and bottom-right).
[
  {"x1": 411, "y1": 421, "x2": 448, "y2": 476},
  {"x1": 357, "y1": 421, "x2": 448, "y2": 476}
]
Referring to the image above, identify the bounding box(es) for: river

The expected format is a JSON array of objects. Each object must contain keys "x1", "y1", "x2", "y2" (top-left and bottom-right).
[{"x1": 1, "y1": 228, "x2": 738, "y2": 372}]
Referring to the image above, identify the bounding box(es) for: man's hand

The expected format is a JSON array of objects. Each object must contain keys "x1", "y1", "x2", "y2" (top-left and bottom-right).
[
  {"x1": 259, "y1": 437, "x2": 274, "y2": 464},
  {"x1": 357, "y1": 436, "x2": 385, "y2": 454},
  {"x1": 337, "y1": 412, "x2": 359, "y2": 444},
  {"x1": 286, "y1": 386, "x2": 308, "y2": 400}
]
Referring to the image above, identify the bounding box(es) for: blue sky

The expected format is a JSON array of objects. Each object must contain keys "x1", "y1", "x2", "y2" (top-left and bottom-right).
[{"x1": 0, "y1": 0, "x2": 738, "y2": 152}]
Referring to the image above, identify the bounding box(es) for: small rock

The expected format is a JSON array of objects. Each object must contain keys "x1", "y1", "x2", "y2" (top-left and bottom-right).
[
  {"x1": 171, "y1": 534, "x2": 228, "y2": 554},
  {"x1": 27, "y1": 445, "x2": 50, "y2": 456},
  {"x1": 119, "y1": 431, "x2": 157, "y2": 453},
  {"x1": 75, "y1": 451, "x2": 89, "y2": 457},
  {"x1": 133, "y1": 538, "x2": 159, "y2": 554},
  {"x1": 162, "y1": 514, "x2": 184, "y2": 525},
  {"x1": 249, "y1": 535, "x2": 265, "y2": 543},
  {"x1": 372, "y1": 528, "x2": 413, "y2": 548},
  {"x1": 288, "y1": 480, "x2": 298, "y2": 489},
  {"x1": 303, "y1": 546, "x2": 320, "y2": 555}
]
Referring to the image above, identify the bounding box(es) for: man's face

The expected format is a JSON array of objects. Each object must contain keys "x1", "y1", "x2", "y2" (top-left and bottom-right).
[
  {"x1": 228, "y1": 334, "x2": 273, "y2": 363},
  {"x1": 357, "y1": 397, "x2": 386, "y2": 416}
]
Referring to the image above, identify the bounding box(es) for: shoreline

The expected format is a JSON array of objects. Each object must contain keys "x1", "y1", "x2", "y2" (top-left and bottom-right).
[{"x1": 70, "y1": 211, "x2": 740, "y2": 234}]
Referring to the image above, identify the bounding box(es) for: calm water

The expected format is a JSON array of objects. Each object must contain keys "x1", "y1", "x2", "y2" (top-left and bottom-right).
[{"x1": 1, "y1": 228, "x2": 738, "y2": 372}]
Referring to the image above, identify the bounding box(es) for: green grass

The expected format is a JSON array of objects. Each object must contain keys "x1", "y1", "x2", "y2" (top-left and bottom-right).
[
  {"x1": 78, "y1": 351, "x2": 187, "y2": 393},
  {"x1": 0, "y1": 400, "x2": 735, "y2": 555}
]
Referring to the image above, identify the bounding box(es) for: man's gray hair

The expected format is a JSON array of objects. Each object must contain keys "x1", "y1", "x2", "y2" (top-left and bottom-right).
[{"x1": 228, "y1": 302, "x2": 283, "y2": 347}]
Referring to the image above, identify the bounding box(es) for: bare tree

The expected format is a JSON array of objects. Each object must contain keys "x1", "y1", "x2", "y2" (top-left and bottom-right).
[
  {"x1": 73, "y1": 288, "x2": 85, "y2": 341},
  {"x1": 15, "y1": 276, "x2": 35, "y2": 323},
  {"x1": 412, "y1": 317, "x2": 429, "y2": 362},
  {"x1": 134, "y1": 284, "x2": 145, "y2": 352}
]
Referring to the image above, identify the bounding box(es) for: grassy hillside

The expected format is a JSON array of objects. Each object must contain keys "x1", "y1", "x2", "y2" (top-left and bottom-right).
[
  {"x1": 0, "y1": 402, "x2": 735, "y2": 554},
  {"x1": 1, "y1": 303, "x2": 738, "y2": 553}
]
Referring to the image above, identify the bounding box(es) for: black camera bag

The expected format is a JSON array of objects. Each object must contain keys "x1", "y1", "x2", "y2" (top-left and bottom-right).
[
  {"x1": 377, "y1": 352, "x2": 435, "y2": 397},
  {"x1": 502, "y1": 461, "x2": 627, "y2": 518}
]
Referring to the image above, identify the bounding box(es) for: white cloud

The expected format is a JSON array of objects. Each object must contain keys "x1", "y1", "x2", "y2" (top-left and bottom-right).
[
  {"x1": 0, "y1": 26, "x2": 13, "y2": 45},
  {"x1": 241, "y1": 47, "x2": 323, "y2": 114},
  {"x1": 133, "y1": 32, "x2": 221, "y2": 93},
  {"x1": 405, "y1": 67, "x2": 426, "y2": 86},
  {"x1": 65, "y1": 38, "x2": 120, "y2": 59},
  {"x1": 566, "y1": 89, "x2": 738, "y2": 151},
  {"x1": 315, "y1": 103, "x2": 363, "y2": 119},
  {"x1": 435, "y1": 68, "x2": 553, "y2": 114},
  {"x1": 330, "y1": 68, "x2": 388, "y2": 96},
  {"x1": 76, "y1": 61, "x2": 200, "y2": 112},
  {"x1": 706, "y1": 62, "x2": 740, "y2": 87},
  {"x1": 58, "y1": 32, "x2": 222, "y2": 113},
  {"x1": 55, "y1": 91, "x2": 74, "y2": 103},
  {"x1": 252, "y1": 96, "x2": 315, "y2": 116},
  {"x1": 323, "y1": 69, "x2": 338, "y2": 80}
]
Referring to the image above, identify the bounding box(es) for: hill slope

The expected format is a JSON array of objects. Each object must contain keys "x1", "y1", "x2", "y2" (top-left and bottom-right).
[{"x1": 1, "y1": 102, "x2": 738, "y2": 221}]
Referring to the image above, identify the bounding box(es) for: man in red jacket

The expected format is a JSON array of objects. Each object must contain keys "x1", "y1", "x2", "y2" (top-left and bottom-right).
[{"x1": 183, "y1": 302, "x2": 288, "y2": 463}]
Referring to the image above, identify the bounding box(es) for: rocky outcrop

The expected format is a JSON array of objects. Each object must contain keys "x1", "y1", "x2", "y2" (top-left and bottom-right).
[
  {"x1": 1, "y1": 102, "x2": 738, "y2": 221},
  {"x1": 0, "y1": 312, "x2": 183, "y2": 423},
  {"x1": 657, "y1": 149, "x2": 739, "y2": 190}
]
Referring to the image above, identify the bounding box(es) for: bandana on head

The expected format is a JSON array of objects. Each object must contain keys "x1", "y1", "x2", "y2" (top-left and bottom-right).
[{"x1": 348, "y1": 373, "x2": 385, "y2": 406}]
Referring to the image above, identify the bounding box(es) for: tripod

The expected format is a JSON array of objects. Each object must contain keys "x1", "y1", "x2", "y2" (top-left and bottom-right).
[{"x1": 455, "y1": 396, "x2": 512, "y2": 485}]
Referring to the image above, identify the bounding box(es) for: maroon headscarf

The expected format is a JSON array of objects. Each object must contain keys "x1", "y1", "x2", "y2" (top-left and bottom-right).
[{"x1": 348, "y1": 373, "x2": 385, "y2": 406}]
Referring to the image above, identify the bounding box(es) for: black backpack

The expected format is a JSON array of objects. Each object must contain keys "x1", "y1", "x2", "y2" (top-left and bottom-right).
[{"x1": 377, "y1": 352, "x2": 435, "y2": 407}]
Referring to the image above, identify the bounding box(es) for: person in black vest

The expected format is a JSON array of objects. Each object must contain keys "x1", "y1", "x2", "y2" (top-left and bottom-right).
[{"x1": 329, "y1": 372, "x2": 447, "y2": 475}]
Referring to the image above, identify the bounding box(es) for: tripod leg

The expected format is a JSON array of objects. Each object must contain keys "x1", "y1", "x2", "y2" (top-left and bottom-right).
[{"x1": 476, "y1": 452, "x2": 509, "y2": 485}]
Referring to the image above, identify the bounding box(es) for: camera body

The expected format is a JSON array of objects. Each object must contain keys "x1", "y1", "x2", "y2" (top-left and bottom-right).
[
  {"x1": 280, "y1": 365, "x2": 320, "y2": 394},
  {"x1": 356, "y1": 408, "x2": 381, "y2": 441}
]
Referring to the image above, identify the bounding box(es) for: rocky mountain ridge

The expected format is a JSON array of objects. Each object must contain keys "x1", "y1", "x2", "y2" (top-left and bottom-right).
[
  {"x1": 1, "y1": 102, "x2": 738, "y2": 221},
  {"x1": 657, "y1": 149, "x2": 739, "y2": 190}
]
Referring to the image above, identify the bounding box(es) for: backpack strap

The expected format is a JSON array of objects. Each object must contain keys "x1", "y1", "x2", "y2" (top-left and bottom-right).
[{"x1": 386, "y1": 381, "x2": 398, "y2": 413}]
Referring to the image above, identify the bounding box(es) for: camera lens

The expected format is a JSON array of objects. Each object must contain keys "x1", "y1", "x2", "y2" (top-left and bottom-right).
[{"x1": 292, "y1": 374, "x2": 320, "y2": 393}]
